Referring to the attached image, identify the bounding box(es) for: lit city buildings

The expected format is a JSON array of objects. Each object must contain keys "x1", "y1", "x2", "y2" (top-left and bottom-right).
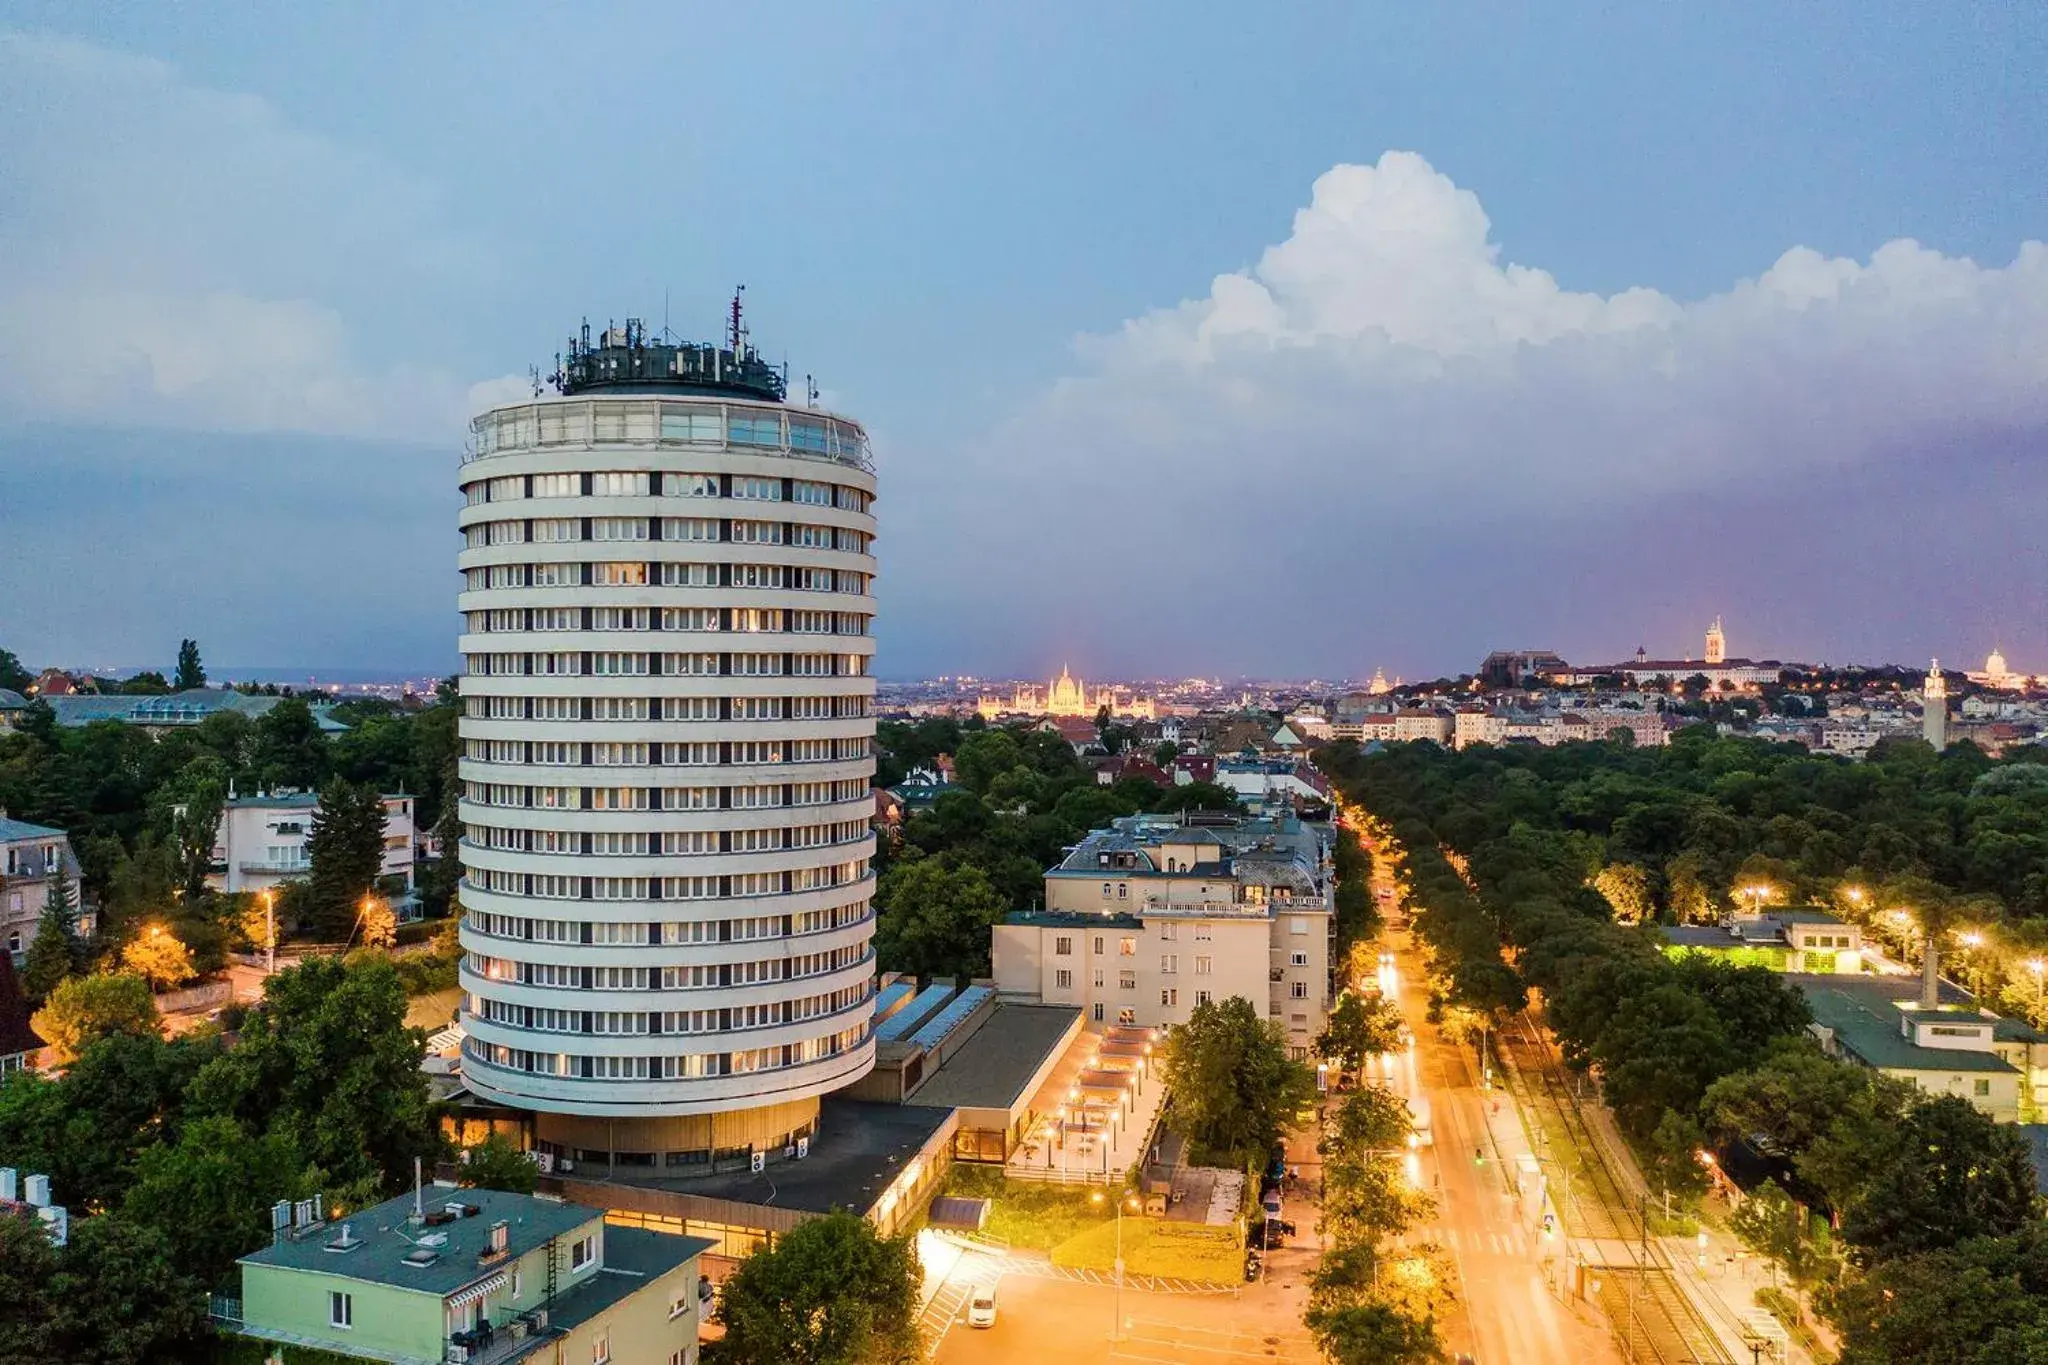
[
  {"x1": 992, "y1": 811, "x2": 1333, "y2": 1058},
  {"x1": 454, "y1": 314, "x2": 880, "y2": 1167}
]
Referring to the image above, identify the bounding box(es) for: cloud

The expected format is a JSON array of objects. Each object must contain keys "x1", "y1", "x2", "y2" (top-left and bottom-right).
[
  {"x1": 887, "y1": 151, "x2": 2048, "y2": 675},
  {"x1": 0, "y1": 32, "x2": 518, "y2": 441}
]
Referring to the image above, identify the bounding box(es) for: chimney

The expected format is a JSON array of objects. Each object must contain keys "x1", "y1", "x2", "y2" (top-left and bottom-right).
[{"x1": 1922, "y1": 940, "x2": 1941, "y2": 1012}]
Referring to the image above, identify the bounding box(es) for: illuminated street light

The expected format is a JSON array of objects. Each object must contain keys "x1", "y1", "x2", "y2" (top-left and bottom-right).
[
  {"x1": 1090, "y1": 1190, "x2": 1143, "y2": 1339},
  {"x1": 1959, "y1": 931, "x2": 1985, "y2": 948}
]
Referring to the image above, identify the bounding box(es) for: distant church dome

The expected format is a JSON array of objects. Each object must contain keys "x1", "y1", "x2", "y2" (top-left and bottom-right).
[{"x1": 1988, "y1": 647, "x2": 2009, "y2": 676}]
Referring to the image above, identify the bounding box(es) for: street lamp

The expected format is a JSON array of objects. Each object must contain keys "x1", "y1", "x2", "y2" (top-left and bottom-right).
[
  {"x1": 2029, "y1": 959, "x2": 2046, "y2": 1021},
  {"x1": 259, "y1": 888, "x2": 276, "y2": 975},
  {"x1": 1091, "y1": 1189, "x2": 1141, "y2": 1341},
  {"x1": 1740, "y1": 884, "x2": 1772, "y2": 918}
]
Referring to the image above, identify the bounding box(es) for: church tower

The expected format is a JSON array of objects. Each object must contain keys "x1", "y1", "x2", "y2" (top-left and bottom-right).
[
  {"x1": 1922, "y1": 660, "x2": 1949, "y2": 750},
  {"x1": 1704, "y1": 616, "x2": 1727, "y2": 666}
]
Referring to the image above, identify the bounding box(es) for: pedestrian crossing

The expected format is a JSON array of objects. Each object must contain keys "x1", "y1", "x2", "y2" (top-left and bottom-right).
[{"x1": 1433, "y1": 1225, "x2": 1535, "y2": 1257}]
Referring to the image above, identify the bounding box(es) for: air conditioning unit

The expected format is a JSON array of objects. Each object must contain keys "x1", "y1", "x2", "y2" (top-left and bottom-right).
[
  {"x1": 559, "y1": 1158, "x2": 574, "y2": 1173},
  {"x1": 796, "y1": 1137, "x2": 810, "y2": 1160},
  {"x1": 749, "y1": 1151, "x2": 765, "y2": 1174}
]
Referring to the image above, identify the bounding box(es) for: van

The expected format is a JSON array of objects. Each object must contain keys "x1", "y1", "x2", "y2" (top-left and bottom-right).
[
  {"x1": 1409, "y1": 1096, "x2": 1433, "y2": 1148},
  {"x1": 966, "y1": 1285, "x2": 997, "y2": 1329}
]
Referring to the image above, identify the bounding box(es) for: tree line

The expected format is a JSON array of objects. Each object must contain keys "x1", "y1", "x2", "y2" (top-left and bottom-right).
[{"x1": 1318, "y1": 731, "x2": 2045, "y2": 1360}]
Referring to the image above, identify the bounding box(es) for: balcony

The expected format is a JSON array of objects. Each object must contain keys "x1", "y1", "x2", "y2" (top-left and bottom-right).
[{"x1": 239, "y1": 859, "x2": 309, "y2": 876}]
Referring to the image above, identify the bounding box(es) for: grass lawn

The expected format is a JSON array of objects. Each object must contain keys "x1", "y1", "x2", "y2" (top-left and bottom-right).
[
  {"x1": 944, "y1": 1166, "x2": 1111, "y2": 1250},
  {"x1": 405, "y1": 985, "x2": 462, "y2": 1031},
  {"x1": 1051, "y1": 1218, "x2": 1243, "y2": 1283},
  {"x1": 942, "y1": 1167, "x2": 1242, "y2": 1283}
]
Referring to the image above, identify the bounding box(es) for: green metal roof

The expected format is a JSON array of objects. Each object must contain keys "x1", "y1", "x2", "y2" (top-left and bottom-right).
[{"x1": 239, "y1": 1188, "x2": 599, "y2": 1295}]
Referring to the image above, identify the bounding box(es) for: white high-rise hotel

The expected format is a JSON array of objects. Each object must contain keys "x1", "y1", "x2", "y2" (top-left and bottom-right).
[{"x1": 456, "y1": 315, "x2": 878, "y2": 1167}]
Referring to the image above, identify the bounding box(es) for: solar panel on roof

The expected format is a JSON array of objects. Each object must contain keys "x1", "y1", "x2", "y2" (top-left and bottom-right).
[
  {"x1": 876, "y1": 983, "x2": 956, "y2": 1041},
  {"x1": 910, "y1": 986, "x2": 993, "y2": 1050}
]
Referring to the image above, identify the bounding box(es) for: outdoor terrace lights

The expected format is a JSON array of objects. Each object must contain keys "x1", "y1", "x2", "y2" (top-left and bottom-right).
[{"x1": 1959, "y1": 930, "x2": 1986, "y2": 948}]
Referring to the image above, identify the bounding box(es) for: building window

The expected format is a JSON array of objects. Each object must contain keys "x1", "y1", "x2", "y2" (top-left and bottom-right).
[
  {"x1": 329, "y1": 1291, "x2": 353, "y2": 1329},
  {"x1": 1290, "y1": 951, "x2": 1308, "y2": 967},
  {"x1": 1093, "y1": 936, "x2": 1104, "y2": 955},
  {"x1": 1118, "y1": 937, "x2": 1136, "y2": 956},
  {"x1": 1092, "y1": 970, "x2": 1104, "y2": 988},
  {"x1": 1116, "y1": 883, "x2": 1128, "y2": 900},
  {"x1": 1975, "y1": 1079, "x2": 1992, "y2": 1097},
  {"x1": 1160, "y1": 955, "x2": 1177, "y2": 975},
  {"x1": 570, "y1": 1234, "x2": 595, "y2": 1270},
  {"x1": 1194, "y1": 956, "x2": 1213, "y2": 976},
  {"x1": 1161, "y1": 988, "x2": 1178, "y2": 1008},
  {"x1": 1159, "y1": 922, "x2": 1176, "y2": 941},
  {"x1": 1290, "y1": 918, "x2": 1309, "y2": 936},
  {"x1": 1118, "y1": 971, "x2": 1136, "y2": 991},
  {"x1": 1193, "y1": 923, "x2": 1212, "y2": 942},
  {"x1": 1101, "y1": 882, "x2": 1112, "y2": 898},
  {"x1": 1054, "y1": 936, "x2": 1073, "y2": 956},
  {"x1": 1117, "y1": 1008, "x2": 1136, "y2": 1025},
  {"x1": 592, "y1": 1329, "x2": 611, "y2": 1364},
  {"x1": 670, "y1": 1294, "x2": 690, "y2": 1321},
  {"x1": 1196, "y1": 991, "x2": 1212, "y2": 1007},
  {"x1": 1291, "y1": 981, "x2": 1309, "y2": 999},
  {"x1": 1092, "y1": 1003, "x2": 1104, "y2": 1022},
  {"x1": 1054, "y1": 970, "x2": 1073, "y2": 990}
]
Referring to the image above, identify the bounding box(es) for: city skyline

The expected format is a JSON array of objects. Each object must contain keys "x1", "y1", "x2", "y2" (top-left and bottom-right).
[{"x1": 3, "y1": 6, "x2": 2045, "y2": 677}]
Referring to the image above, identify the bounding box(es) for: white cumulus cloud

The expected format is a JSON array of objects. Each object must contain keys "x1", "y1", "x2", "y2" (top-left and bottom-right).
[
  {"x1": 0, "y1": 32, "x2": 519, "y2": 441},
  {"x1": 891, "y1": 151, "x2": 2048, "y2": 673}
]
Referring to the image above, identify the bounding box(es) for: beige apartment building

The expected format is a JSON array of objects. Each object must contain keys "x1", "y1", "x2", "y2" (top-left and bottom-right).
[{"x1": 992, "y1": 813, "x2": 1333, "y2": 1058}]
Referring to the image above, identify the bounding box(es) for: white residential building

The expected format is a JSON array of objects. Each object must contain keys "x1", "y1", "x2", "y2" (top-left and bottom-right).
[
  {"x1": 206, "y1": 792, "x2": 417, "y2": 903},
  {"x1": 455, "y1": 316, "x2": 880, "y2": 1168}
]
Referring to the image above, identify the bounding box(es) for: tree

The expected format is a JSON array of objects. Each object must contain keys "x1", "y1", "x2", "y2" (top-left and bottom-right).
[
  {"x1": 1701, "y1": 1036, "x2": 1875, "y2": 1160},
  {"x1": 120, "y1": 926, "x2": 196, "y2": 990},
  {"x1": 950, "y1": 729, "x2": 1025, "y2": 796},
  {"x1": 0, "y1": 647, "x2": 31, "y2": 695},
  {"x1": 173, "y1": 639, "x2": 206, "y2": 692},
  {"x1": 45, "y1": 1212, "x2": 209, "y2": 1365},
  {"x1": 185, "y1": 954, "x2": 436, "y2": 1189},
  {"x1": 1153, "y1": 740, "x2": 1179, "y2": 768},
  {"x1": 459, "y1": 1132, "x2": 538, "y2": 1195},
  {"x1": 709, "y1": 1210, "x2": 921, "y2": 1365},
  {"x1": 167, "y1": 764, "x2": 227, "y2": 901},
  {"x1": 123, "y1": 1114, "x2": 317, "y2": 1288},
  {"x1": 1304, "y1": 1300, "x2": 1441, "y2": 1365},
  {"x1": 874, "y1": 857, "x2": 1008, "y2": 981},
  {"x1": 306, "y1": 778, "x2": 388, "y2": 939},
  {"x1": 29, "y1": 973, "x2": 158, "y2": 1065},
  {"x1": 1728, "y1": 1179, "x2": 1833, "y2": 1288},
  {"x1": 0, "y1": 1032, "x2": 209, "y2": 1212},
  {"x1": 19, "y1": 880, "x2": 79, "y2": 1005},
  {"x1": 1315, "y1": 992, "x2": 1404, "y2": 1075},
  {"x1": 1830, "y1": 1223, "x2": 2048, "y2": 1365},
  {"x1": 1838, "y1": 1094, "x2": 2037, "y2": 1262},
  {"x1": 1593, "y1": 862, "x2": 1653, "y2": 924},
  {"x1": 1160, "y1": 996, "x2": 1315, "y2": 1165},
  {"x1": 357, "y1": 896, "x2": 398, "y2": 949},
  {"x1": 250, "y1": 696, "x2": 329, "y2": 790}
]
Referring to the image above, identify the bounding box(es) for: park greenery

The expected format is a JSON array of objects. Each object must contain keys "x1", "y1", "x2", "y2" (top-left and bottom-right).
[
  {"x1": 707, "y1": 1210, "x2": 922, "y2": 1365},
  {"x1": 0, "y1": 638, "x2": 463, "y2": 1011},
  {"x1": 0, "y1": 954, "x2": 441, "y2": 1358},
  {"x1": 873, "y1": 718, "x2": 1242, "y2": 981},
  {"x1": 1317, "y1": 729, "x2": 2048, "y2": 1359}
]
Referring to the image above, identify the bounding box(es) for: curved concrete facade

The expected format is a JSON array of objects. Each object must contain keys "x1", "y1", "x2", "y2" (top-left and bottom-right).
[{"x1": 455, "y1": 392, "x2": 878, "y2": 1155}]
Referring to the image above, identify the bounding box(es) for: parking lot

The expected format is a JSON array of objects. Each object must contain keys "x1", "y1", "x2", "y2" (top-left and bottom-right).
[{"x1": 931, "y1": 1273, "x2": 1319, "y2": 1365}]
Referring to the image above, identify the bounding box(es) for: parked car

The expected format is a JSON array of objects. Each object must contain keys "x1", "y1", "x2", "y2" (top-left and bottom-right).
[
  {"x1": 966, "y1": 1285, "x2": 997, "y2": 1329},
  {"x1": 1249, "y1": 1222, "x2": 1286, "y2": 1251}
]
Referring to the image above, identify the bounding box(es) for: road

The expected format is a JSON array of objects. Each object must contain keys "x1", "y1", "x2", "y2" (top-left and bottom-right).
[
  {"x1": 932, "y1": 1274, "x2": 1319, "y2": 1365},
  {"x1": 1376, "y1": 932, "x2": 1623, "y2": 1365}
]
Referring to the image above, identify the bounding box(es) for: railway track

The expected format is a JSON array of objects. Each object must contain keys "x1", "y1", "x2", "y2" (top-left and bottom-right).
[{"x1": 1498, "y1": 1012, "x2": 1733, "y2": 1365}]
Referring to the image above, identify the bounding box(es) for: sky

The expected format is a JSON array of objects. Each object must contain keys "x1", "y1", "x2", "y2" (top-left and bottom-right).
[{"x1": 1, "y1": 2, "x2": 2044, "y2": 681}]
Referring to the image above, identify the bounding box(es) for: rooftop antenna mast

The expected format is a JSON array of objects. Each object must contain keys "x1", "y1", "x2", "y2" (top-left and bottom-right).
[
  {"x1": 806, "y1": 374, "x2": 820, "y2": 408},
  {"x1": 728, "y1": 285, "x2": 748, "y2": 355}
]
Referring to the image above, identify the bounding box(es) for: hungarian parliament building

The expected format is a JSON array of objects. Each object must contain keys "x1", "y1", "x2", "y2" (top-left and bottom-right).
[{"x1": 976, "y1": 665, "x2": 1157, "y2": 721}]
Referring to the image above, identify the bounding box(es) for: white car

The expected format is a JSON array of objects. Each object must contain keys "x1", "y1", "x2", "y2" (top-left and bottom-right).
[{"x1": 966, "y1": 1285, "x2": 997, "y2": 1329}]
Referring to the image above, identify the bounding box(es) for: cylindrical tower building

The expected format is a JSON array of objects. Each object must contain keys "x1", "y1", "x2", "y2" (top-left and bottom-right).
[{"x1": 455, "y1": 316, "x2": 877, "y2": 1168}]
